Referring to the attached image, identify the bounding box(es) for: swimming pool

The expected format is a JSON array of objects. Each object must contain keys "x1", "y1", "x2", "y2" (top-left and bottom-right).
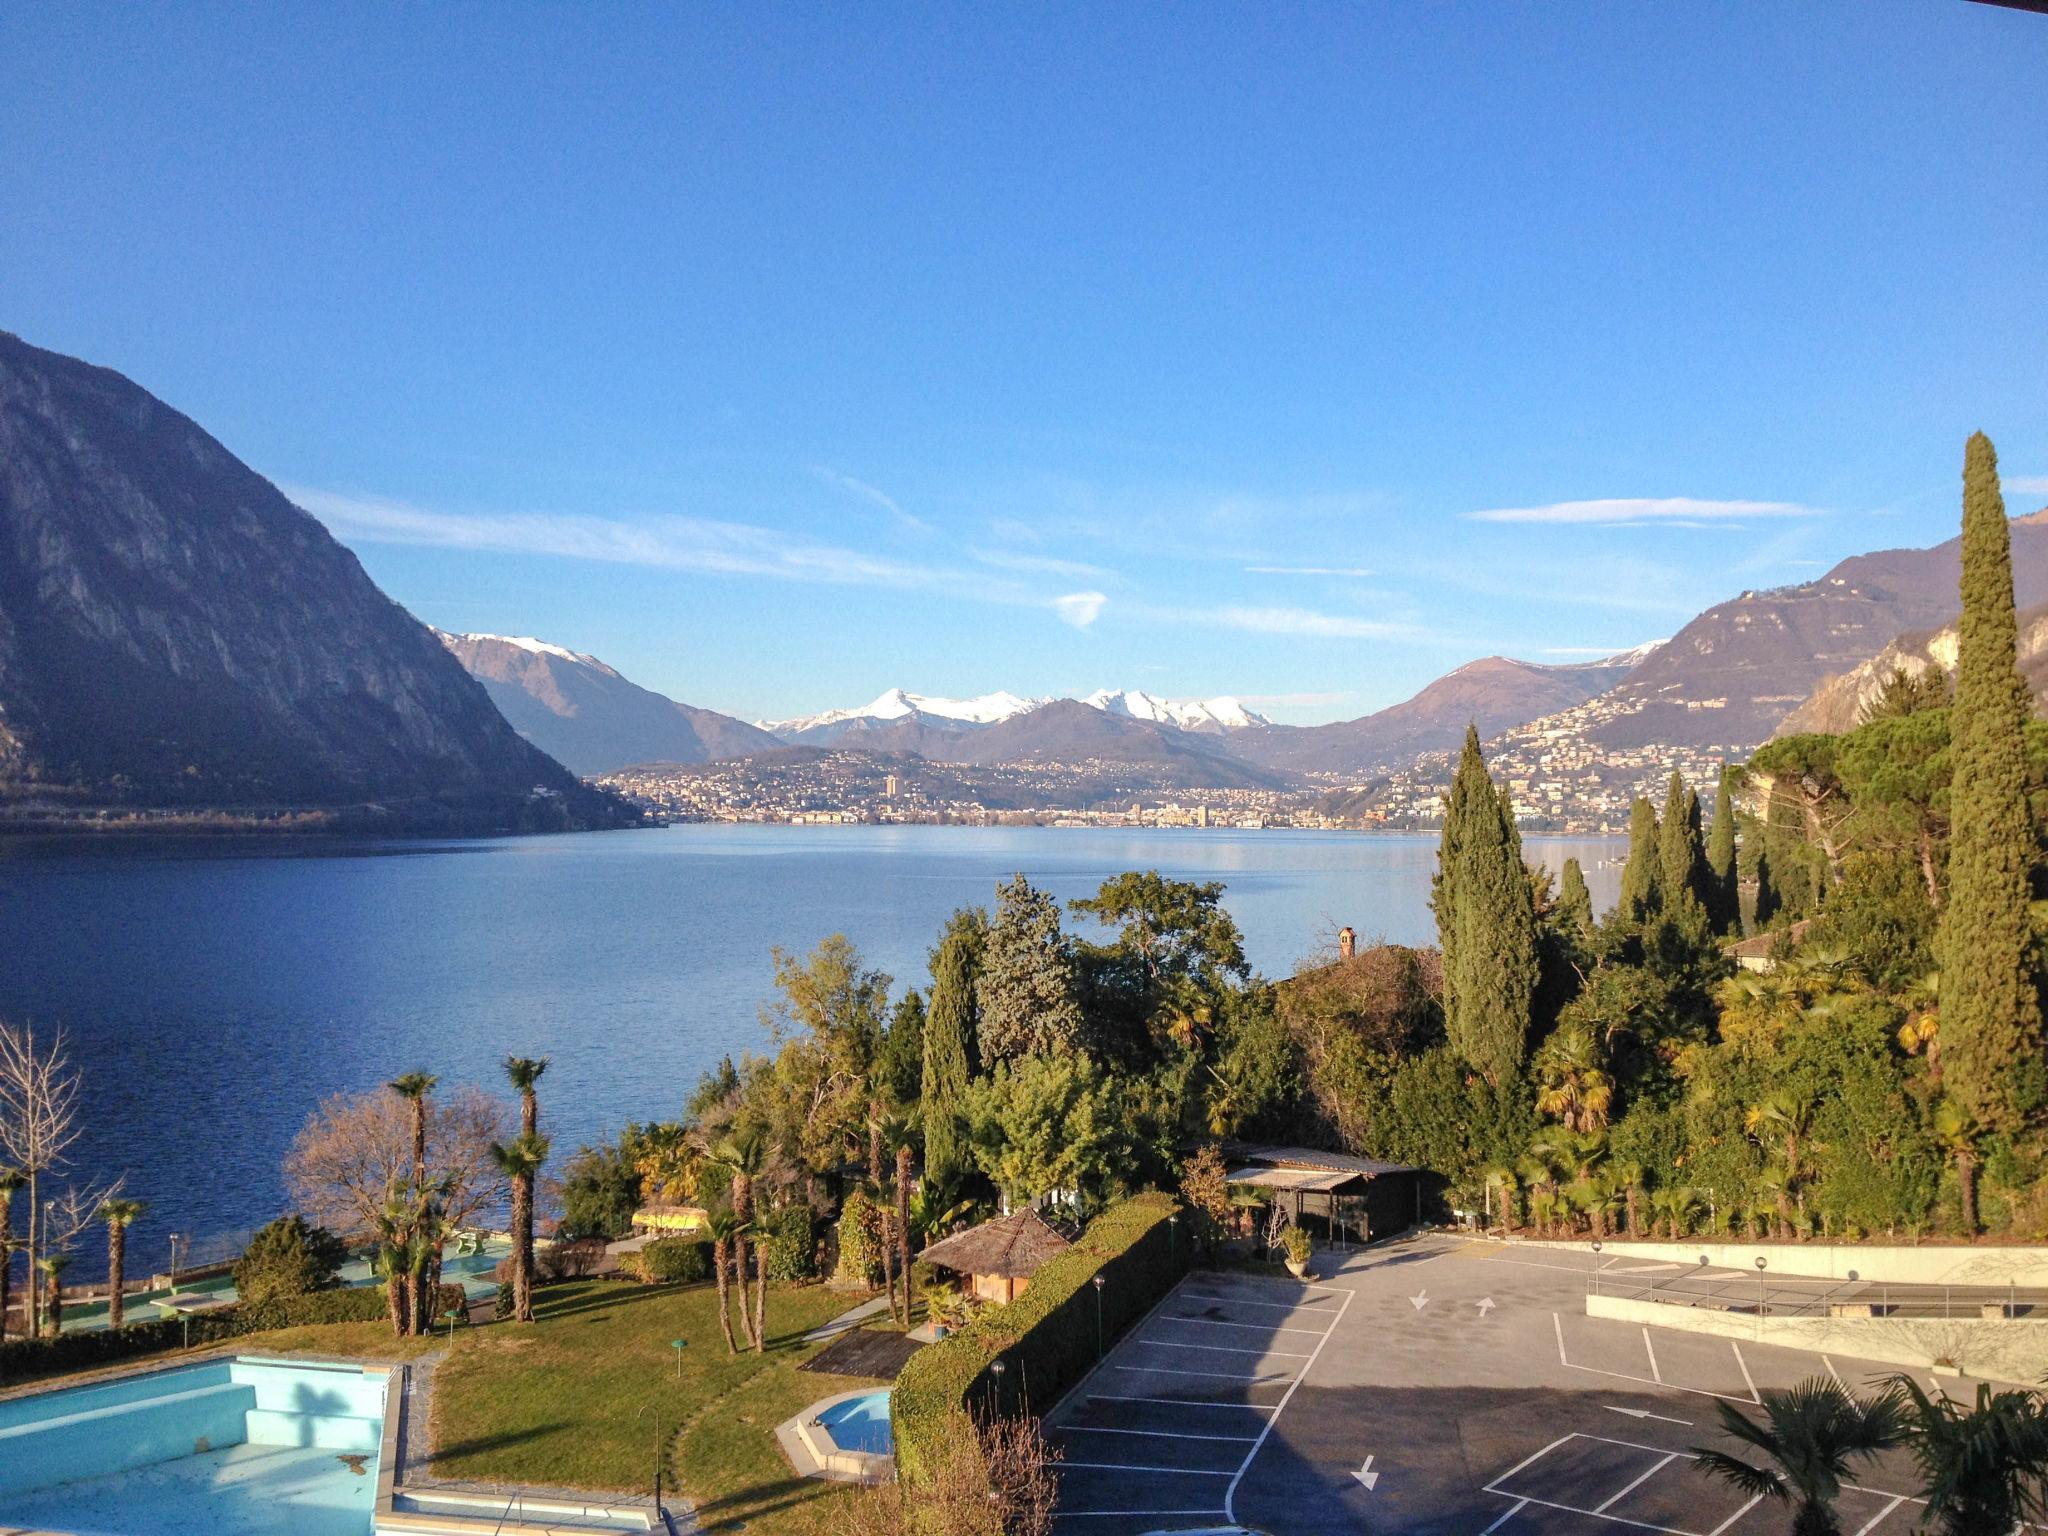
[
  {"x1": 815, "y1": 1389, "x2": 893, "y2": 1455},
  {"x1": 0, "y1": 1356, "x2": 390, "y2": 1535}
]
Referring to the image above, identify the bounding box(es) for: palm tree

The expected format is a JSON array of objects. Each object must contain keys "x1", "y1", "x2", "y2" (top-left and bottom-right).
[
  {"x1": 1481, "y1": 1165, "x2": 1521, "y2": 1233},
  {"x1": 1889, "y1": 1375, "x2": 2048, "y2": 1536},
  {"x1": 1649, "y1": 1185, "x2": 1701, "y2": 1240},
  {"x1": 748, "y1": 1215, "x2": 767, "y2": 1354},
  {"x1": 490, "y1": 1135, "x2": 548, "y2": 1323},
  {"x1": 0, "y1": 1166, "x2": 22, "y2": 1342},
  {"x1": 1748, "y1": 1088, "x2": 1818, "y2": 1235},
  {"x1": 894, "y1": 1137, "x2": 915, "y2": 1326},
  {"x1": 708, "y1": 1132, "x2": 766, "y2": 1348},
  {"x1": 502, "y1": 1057, "x2": 549, "y2": 1321},
  {"x1": 1692, "y1": 1378, "x2": 1904, "y2": 1536},
  {"x1": 97, "y1": 1198, "x2": 145, "y2": 1331},
  {"x1": 37, "y1": 1253, "x2": 71, "y2": 1338},
  {"x1": 1609, "y1": 1160, "x2": 1646, "y2": 1238},
  {"x1": 1932, "y1": 1100, "x2": 1981, "y2": 1236},
  {"x1": 1532, "y1": 1022, "x2": 1614, "y2": 1133},
  {"x1": 387, "y1": 1073, "x2": 438, "y2": 1331},
  {"x1": 705, "y1": 1210, "x2": 742, "y2": 1353}
]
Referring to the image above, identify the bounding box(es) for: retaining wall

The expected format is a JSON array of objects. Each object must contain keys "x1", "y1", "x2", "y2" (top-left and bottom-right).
[{"x1": 1516, "y1": 1236, "x2": 2048, "y2": 1287}]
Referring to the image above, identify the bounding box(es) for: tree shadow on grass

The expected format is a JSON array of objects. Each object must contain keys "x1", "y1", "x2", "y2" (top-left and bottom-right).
[
  {"x1": 429, "y1": 1421, "x2": 573, "y2": 1463},
  {"x1": 686, "y1": 1474, "x2": 846, "y2": 1533},
  {"x1": 530, "y1": 1284, "x2": 685, "y2": 1325}
]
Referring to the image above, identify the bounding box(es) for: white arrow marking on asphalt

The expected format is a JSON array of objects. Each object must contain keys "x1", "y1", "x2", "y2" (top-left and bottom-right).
[
  {"x1": 1353, "y1": 1454, "x2": 1379, "y2": 1491},
  {"x1": 1605, "y1": 1405, "x2": 1693, "y2": 1426},
  {"x1": 1409, "y1": 1288, "x2": 1429, "y2": 1311},
  {"x1": 1476, "y1": 1296, "x2": 1497, "y2": 1317}
]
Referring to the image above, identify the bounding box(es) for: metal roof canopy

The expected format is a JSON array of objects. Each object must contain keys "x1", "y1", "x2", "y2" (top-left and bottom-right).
[{"x1": 1226, "y1": 1166, "x2": 1354, "y2": 1194}]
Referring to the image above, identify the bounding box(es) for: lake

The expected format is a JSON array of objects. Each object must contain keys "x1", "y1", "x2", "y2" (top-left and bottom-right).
[{"x1": 0, "y1": 825, "x2": 1623, "y2": 1269}]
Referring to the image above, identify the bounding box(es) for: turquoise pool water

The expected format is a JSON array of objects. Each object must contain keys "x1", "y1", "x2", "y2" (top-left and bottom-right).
[
  {"x1": 0, "y1": 1357, "x2": 387, "y2": 1535},
  {"x1": 817, "y1": 1390, "x2": 893, "y2": 1455}
]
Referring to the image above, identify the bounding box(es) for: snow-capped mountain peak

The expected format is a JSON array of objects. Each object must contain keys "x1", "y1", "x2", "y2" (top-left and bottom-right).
[
  {"x1": 435, "y1": 630, "x2": 618, "y2": 676},
  {"x1": 757, "y1": 688, "x2": 1045, "y2": 737},
  {"x1": 1082, "y1": 689, "x2": 1270, "y2": 732}
]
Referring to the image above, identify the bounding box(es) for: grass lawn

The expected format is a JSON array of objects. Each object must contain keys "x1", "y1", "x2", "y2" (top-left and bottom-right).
[{"x1": 430, "y1": 1278, "x2": 884, "y2": 1513}]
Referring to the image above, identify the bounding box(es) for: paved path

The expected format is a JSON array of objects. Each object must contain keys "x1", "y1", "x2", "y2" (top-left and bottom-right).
[{"x1": 801, "y1": 1292, "x2": 892, "y2": 1345}]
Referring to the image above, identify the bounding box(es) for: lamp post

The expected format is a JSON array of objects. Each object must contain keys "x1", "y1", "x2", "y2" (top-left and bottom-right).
[
  {"x1": 1589, "y1": 1240, "x2": 1601, "y2": 1300},
  {"x1": 1169, "y1": 1213, "x2": 1180, "y2": 1260},
  {"x1": 1754, "y1": 1255, "x2": 1768, "y2": 1318},
  {"x1": 441, "y1": 1305, "x2": 463, "y2": 1343},
  {"x1": 670, "y1": 1338, "x2": 688, "y2": 1381},
  {"x1": 989, "y1": 1358, "x2": 1006, "y2": 1416},
  {"x1": 1093, "y1": 1274, "x2": 1106, "y2": 1360}
]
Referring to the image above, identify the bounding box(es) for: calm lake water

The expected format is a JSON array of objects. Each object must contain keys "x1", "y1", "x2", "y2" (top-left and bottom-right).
[{"x1": 0, "y1": 825, "x2": 1622, "y2": 1268}]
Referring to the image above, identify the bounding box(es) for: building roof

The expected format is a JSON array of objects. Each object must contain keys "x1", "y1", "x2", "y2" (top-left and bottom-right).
[
  {"x1": 1724, "y1": 919, "x2": 1813, "y2": 961},
  {"x1": 631, "y1": 1204, "x2": 710, "y2": 1231},
  {"x1": 918, "y1": 1208, "x2": 1073, "y2": 1279},
  {"x1": 1225, "y1": 1144, "x2": 1415, "y2": 1178},
  {"x1": 1226, "y1": 1165, "x2": 1355, "y2": 1194}
]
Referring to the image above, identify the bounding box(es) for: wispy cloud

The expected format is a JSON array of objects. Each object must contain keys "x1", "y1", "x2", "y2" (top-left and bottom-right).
[
  {"x1": 1209, "y1": 605, "x2": 1418, "y2": 640},
  {"x1": 975, "y1": 548, "x2": 1117, "y2": 580},
  {"x1": 811, "y1": 468, "x2": 930, "y2": 533},
  {"x1": 292, "y1": 486, "x2": 985, "y2": 594},
  {"x1": 1053, "y1": 591, "x2": 1107, "y2": 628},
  {"x1": 1464, "y1": 497, "x2": 1820, "y2": 526},
  {"x1": 2010, "y1": 474, "x2": 2048, "y2": 496},
  {"x1": 1244, "y1": 565, "x2": 1375, "y2": 578}
]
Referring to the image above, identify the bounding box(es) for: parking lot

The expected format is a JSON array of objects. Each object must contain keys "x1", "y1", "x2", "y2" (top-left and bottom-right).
[{"x1": 1044, "y1": 1235, "x2": 2004, "y2": 1535}]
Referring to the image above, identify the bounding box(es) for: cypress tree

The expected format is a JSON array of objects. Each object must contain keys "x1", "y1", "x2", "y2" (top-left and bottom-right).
[
  {"x1": 1938, "y1": 432, "x2": 2045, "y2": 1135},
  {"x1": 921, "y1": 909, "x2": 984, "y2": 1190},
  {"x1": 1432, "y1": 725, "x2": 1492, "y2": 1025},
  {"x1": 1705, "y1": 762, "x2": 1740, "y2": 934},
  {"x1": 1657, "y1": 771, "x2": 1709, "y2": 917},
  {"x1": 1556, "y1": 858, "x2": 1595, "y2": 938},
  {"x1": 1617, "y1": 797, "x2": 1664, "y2": 923},
  {"x1": 1753, "y1": 849, "x2": 1780, "y2": 931},
  {"x1": 1443, "y1": 739, "x2": 1538, "y2": 1086}
]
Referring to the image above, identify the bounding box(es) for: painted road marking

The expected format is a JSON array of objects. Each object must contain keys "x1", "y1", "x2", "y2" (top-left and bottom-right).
[
  {"x1": 1155, "y1": 1315, "x2": 1335, "y2": 1338},
  {"x1": 1139, "y1": 1338, "x2": 1315, "y2": 1359},
  {"x1": 1086, "y1": 1394, "x2": 1274, "y2": 1411},
  {"x1": 1732, "y1": 1341, "x2": 1761, "y2": 1404},
  {"x1": 1479, "y1": 1498, "x2": 1531, "y2": 1534},
  {"x1": 1223, "y1": 1286, "x2": 1357, "y2": 1524},
  {"x1": 1063, "y1": 1425, "x2": 1261, "y2": 1444},
  {"x1": 1849, "y1": 1494, "x2": 1909, "y2": 1535},
  {"x1": 1353, "y1": 1453, "x2": 1379, "y2": 1490},
  {"x1": 1704, "y1": 1494, "x2": 1767, "y2": 1535},
  {"x1": 1605, "y1": 1405, "x2": 1692, "y2": 1426},
  {"x1": 1109, "y1": 1362, "x2": 1288, "y2": 1382},
  {"x1": 1594, "y1": 1452, "x2": 1678, "y2": 1512},
  {"x1": 1059, "y1": 1461, "x2": 1236, "y2": 1476},
  {"x1": 1643, "y1": 1328, "x2": 1662, "y2": 1383},
  {"x1": 1551, "y1": 1313, "x2": 1757, "y2": 1404}
]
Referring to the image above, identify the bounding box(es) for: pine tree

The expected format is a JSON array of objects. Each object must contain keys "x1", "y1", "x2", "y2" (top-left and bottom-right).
[
  {"x1": 1657, "y1": 771, "x2": 1708, "y2": 918},
  {"x1": 1556, "y1": 858, "x2": 1595, "y2": 938},
  {"x1": 1617, "y1": 797, "x2": 1664, "y2": 923},
  {"x1": 976, "y1": 874, "x2": 1085, "y2": 1061},
  {"x1": 1441, "y1": 737, "x2": 1538, "y2": 1086},
  {"x1": 1433, "y1": 726, "x2": 1492, "y2": 1025},
  {"x1": 1939, "y1": 432, "x2": 2046, "y2": 1136},
  {"x1": 1705, "y1": 763, "x2": 1740, "y2": 934},
  {"x1": 1753, "y1": 849, "x2": 1780, "y2": 931},
  {"x1": 921, "y1": 909, "x2": 983, "y2": 1190}
]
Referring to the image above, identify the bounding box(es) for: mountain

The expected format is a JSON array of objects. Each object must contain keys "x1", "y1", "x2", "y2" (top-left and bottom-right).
[
  {"x1": 1773, "y1": 598, "x2": 2048, "y2": 737},
  {"x1": 439, "y1": 631, "x2": 777, "y2": 775},
  {"x1": 1081, "y1": 689, "x2": 1269, "y2": 733},
  {"x1": 1232, "y1": 650, "x2": 1654, "y2": 775},
  {"x1": 941, "y1": 698, "x2": 1291, "y2": 787},
  {"x1": 759, "y1": 687, "x2": 1042, "y2": 742},
  {"x1": 1564, "y1": 511, "x2": 2048, "y2": 753},
  {"x1": 0, "y1": 331, "x2": 621, "y2": 830}
]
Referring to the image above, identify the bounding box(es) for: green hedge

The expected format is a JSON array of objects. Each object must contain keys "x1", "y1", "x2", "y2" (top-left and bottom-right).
[
  {"x1": 891, "y1": 1192, "x2": 1187, "y2": 1481},
  {"x1": 761, "y1": 1206, "x2": 817, "y2": 1282},
  {"x1": 627, "y1": 1238, "x2": 711, "y2": 1285},
  {"x1": 0, "y1": 1283, "x2": 466, "y2": 1385}
]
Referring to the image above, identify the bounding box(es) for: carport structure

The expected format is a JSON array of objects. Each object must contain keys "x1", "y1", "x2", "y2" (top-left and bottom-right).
[{"x1": 1223, "y1": 1145, "x2": 1418, "y2": 1248}]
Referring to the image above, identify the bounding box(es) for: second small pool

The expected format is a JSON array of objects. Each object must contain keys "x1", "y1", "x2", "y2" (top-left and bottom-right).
[{"x1": 815, "y1": 1390, "x2": 893, "y2": 1455}]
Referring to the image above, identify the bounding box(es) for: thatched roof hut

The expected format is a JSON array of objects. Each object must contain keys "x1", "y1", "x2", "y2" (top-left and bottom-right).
[
  {"x1": 630, "y1": 1203, "x2": 710, "y2": 1236},
  {"x1": 918, "y1": 1209, "x2": 1072, "y2": 1305}
]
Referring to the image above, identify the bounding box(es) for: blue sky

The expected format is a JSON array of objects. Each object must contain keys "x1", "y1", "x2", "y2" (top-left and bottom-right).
[{"x1": 5, "y1": 4, "x2": 2046, "y2": 725}]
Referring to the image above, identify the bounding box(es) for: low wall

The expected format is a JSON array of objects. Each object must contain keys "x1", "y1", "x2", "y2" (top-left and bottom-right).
[
  {"x1": 1517, "y1": 1236, "x2": 2048, "y2": 1287},
  {"x1": 1587, "y1": 1294, "x2": 2048, "y2": 1384}
]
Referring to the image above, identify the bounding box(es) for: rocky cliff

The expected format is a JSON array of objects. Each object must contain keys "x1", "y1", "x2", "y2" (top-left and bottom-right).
[{"x1": 0, "y1": 332, "x2": 625, "y2": 831}]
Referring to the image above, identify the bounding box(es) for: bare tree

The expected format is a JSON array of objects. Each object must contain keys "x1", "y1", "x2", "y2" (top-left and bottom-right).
[
  {"x1": 284, "y1": 1084, "x2": 512, "y2": 1240},
  {"x1": 0, "y1": 1022, "x2": 122, "y2": 1338}
]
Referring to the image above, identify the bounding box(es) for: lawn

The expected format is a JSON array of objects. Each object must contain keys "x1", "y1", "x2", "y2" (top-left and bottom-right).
[{"x1": 429, "y1": 1278, "x2": 886, "y2": 1517}]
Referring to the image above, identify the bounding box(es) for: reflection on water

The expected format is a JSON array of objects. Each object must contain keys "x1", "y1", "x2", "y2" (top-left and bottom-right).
[{"x1": 0, "y1": 825, "x2": 1621, "y2": 1261}]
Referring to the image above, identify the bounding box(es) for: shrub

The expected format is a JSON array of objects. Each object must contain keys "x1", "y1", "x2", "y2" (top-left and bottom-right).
[
  {"x1": 232, "y1": 1215, "x2": 348, "y2": 1307},
  {"x1": 536, "y1": 1237, "x2": 607, "y2": 1283},
  {"x1": 0, "y1": 1283, "x2": 466, "y2": 1385},
  {"x1": 892, "y1": 1191, "x2": 1186, "y2": 1482},
  {"x1": 1279, "y1": 1224, "x2": 1313, "y2": 1265},
  {"x1": 834, "y1": 1188, "x2": 879, "y2": 1286},
  {"x1": 494, "y1": 1282, "x2": 515, "y2": 1321},
  {"x1": 761, "y1": 1205, "x2": 817, "y2": 1282},
  {"x1": 626, "y1": 1238, "x2": 710, "y2": 1286}
]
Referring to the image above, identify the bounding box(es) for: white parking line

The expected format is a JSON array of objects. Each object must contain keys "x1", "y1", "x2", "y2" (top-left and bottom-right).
[
  {"x1": 1061, "y1": 1461, "x2": 1237, "y2": 1476},
  {"x1": 1849, "y1": 1494, "x2": 1908, "y2": 1535},
  {"x1": 1704, "y1": 1495, "x2": 1766, "y2": 1536},
  {"x1": 1110, "y1": 1363, "x2": 1288, "y2": 1382},
  {"x1": 1595, "y1": 1452, "x2": 1677, "y2": 1512},
  {"x1": 1055, "y1": 1510, "x2": 1227, "y2": 1520},
  {"x1": 1824, "y1": 1355, "x2": 1847, "y2": 1391},
  {"x1": 1139, "y1": 1338, "x2": 1314, "y2": 1360},
  {"x1": 1181, "y1": 1290, "x2": 1346, "y2": 1309},
  {"x1": 1064, "y1": 1425, "x2": 1260, "y2": 1444},
  {"x1": 1224, "y1": 1286, "x2": 1357, "y2": 1523},
  {"x1": 1551, "y1": 1314, "x2": 1757, "y2": 1404},
  {"x1": 1731, "y1": 1341, "x2": 1761, "y2": 1404},
  {"x1": 1642, "y1": 1328, "x2": 1661, "y2": 1383},
  {"x1": 1154, "y1": 1315, "x2": 1334, "y2": 1338},
  {"x1": 1085, "y1": 1394, "x2": 1275, "y2": 1412},
  {"x1": 1480, "y1": 1497, "x2": 1531, "y2": 1534}
]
